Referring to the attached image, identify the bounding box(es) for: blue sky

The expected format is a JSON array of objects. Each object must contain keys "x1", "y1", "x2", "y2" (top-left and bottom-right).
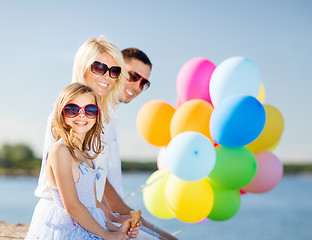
[{"x1": 0, "y1": 0, "x2": 311, "y2": 163}]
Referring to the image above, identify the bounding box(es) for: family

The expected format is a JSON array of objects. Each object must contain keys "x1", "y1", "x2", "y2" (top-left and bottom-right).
[{"x1": 25, "y1": 36, "x2": 178, "y2": 240}]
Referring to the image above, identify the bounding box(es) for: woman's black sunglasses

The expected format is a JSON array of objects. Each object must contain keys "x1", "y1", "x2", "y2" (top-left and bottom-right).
[{"x1": 91, "y1": 61, "x2": 121, "y2": 79}]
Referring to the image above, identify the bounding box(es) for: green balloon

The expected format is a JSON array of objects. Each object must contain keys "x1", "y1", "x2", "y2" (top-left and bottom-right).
[
  {"x1": 208, "y1": 184, "x2": 241, "y2": 221},
  {"x1": 207, "y1": 146, "x2": 257, "y2": 189}
]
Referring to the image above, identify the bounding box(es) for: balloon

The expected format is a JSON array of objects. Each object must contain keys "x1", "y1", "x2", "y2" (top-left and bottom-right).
[
  {"x1": 257, "y1": 82, "x2": 265, "y2": 103},
  {"x1": 268, "y1": 138, "x2": 280, "y2": 151},
  {"x1": 157, "y1": 147, "x2": 168, "y2": 170},
  {"x1": 213, "y1": 142, "x2": 219, "y2": 147},
  {"x1": 143, "y1": 169, "x2": 175, "y2": 219},
  {"x1": 165, "y1": 175, "x2": 214, "y2": 223},
  {"x1": 242, "y1": 151, "x2": 283, "y2": 193},
  {"x1": 166, "y1": 131, "x2": 216, "y2": 182},
  {"x1": 175, "y1": 96, "x2": 183, "y2": 108},
  {"x1": 209, "y1": 57, "x2": 261, "y2": 107},
  {"x1": 210, "y1": 95, "x2": 266, "y2": 147},
  {"x1": 246, "y1": 105, "x2": 284, "y2": 153},
  {"x1": 208, "y1": 146, "x2": 257, "y2": 189},
  {"x1": 136, "y1": 100, "x2": 175, "y2": 147},
  {"x1": 239, "y1": 189, "x2": 247, "y2": 195},
  {"x1": 208, "y1": 185, "x2": 241, "y2": 221},
  {"x1": 176, "y1": 58, "x2": 216, "y2": 104},
  {"x1": 197, "y1": 218, "x2": 210, "y2": 224},
  {"x1": 170, "y1": 99, "x2": 214, "y2": 141}
]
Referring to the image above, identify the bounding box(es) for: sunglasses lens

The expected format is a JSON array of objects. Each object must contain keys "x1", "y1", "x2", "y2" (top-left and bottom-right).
[
  {"x1": 63, "y1": 104, "x2": 80, "y2": 118},
  {"x1": 128, "y1": 71, "x2": 150, "y2": 90},
  {"x1": 109, "y1": 67, "x2": 121, "y2": 79},
  {"x1": 84, "y1": 105, "x2": 99, "y2": 119},
  {"x1": 91, "y1": 61, "x2": 108, "y2": 75},
  {"x1": 141, "y1": 79, "x2": 151, "y2": 90},
  {"x1": 128, "y1": 71, "x2": 140, "y2": 82}
]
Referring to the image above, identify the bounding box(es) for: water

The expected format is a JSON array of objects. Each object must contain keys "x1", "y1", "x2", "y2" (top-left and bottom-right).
[{"x1": 0, "y1": 173, "x2": 311, "y2": 240}]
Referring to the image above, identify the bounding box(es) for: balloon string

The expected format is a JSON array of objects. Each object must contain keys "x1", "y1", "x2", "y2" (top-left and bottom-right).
[
  {"x1": 172, "y1": 230, "x2": 182, "y2": 236},
  {"x1": 122, "y1": 171, "x2": 169, "y2": 201},
  {"x1": 122, "y1": 171, "x2": 183, "y2": 237}
]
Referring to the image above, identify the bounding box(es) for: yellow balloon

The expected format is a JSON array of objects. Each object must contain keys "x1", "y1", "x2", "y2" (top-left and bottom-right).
[
  {"x1": 165, "y1": 175, "x2": 214, "y2": 223},
  {"x1": 170, "y1": 99, "x2": 214, "y2": 141},
  {"x1": 257, "y1": 82, "x2": 265, "y2": 103},
  {"x1": 268, "y1": 138, "x2": 280, "y2": 151},
  {"x1": 246, "y1": 105, "x2": 284, "y2": 153},
  {"x1": 136, "y1": 100, "x2": 175, "y2": 147},
  {"x1": 143, "y1": 169, "x2": 174, "y2": 219}
]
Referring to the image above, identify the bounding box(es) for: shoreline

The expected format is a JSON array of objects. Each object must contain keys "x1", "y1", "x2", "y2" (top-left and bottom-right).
[
  {"x1": 0, "y1": 221, "x2": 29, "y2": 239},
  {"x1": 1, "y1": 162, "x2": 312, "y2": 177}
]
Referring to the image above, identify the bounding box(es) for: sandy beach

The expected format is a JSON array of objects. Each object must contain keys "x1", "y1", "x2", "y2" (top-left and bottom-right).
[{"x1": 0, "y1": 221, "x2": 28, "y2": 240}]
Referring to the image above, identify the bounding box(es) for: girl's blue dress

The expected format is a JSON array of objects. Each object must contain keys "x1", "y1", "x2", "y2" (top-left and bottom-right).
[{"x1": 36, "y1": 159, "x2": 107, "y2": 239}]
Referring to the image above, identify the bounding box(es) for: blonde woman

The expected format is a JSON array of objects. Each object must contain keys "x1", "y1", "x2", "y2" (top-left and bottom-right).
[{"x1": 26, "y1": 36, "x2": 130, "y2": 239}]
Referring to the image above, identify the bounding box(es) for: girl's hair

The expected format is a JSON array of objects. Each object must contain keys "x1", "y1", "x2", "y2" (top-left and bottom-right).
[
  {"x1": 54, "y1": 83, "x2": 104, "y2": 161},
  {"x1": 71, "y1": 36, "x2": 127, "y2": 122}
]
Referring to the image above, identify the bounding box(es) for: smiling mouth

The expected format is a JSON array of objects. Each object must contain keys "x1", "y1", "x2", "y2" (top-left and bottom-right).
[
  {"x1": 125, "y1": 89, "x2": 134, "y2": 96},
  {"x1": 97, "y1": 82, "x2": 108, "y2": 88},
  {"x1": 74, "y1": 121, "x2": 88, "y2": 126}
]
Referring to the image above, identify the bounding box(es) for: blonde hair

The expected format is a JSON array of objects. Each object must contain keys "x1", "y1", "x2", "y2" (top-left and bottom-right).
[
  {"x1": 71, "y1": 36, "x2": 127, "y2": 122},
  {"x1": 54, "y1": 83, "x2": 104, "y2": 162}
]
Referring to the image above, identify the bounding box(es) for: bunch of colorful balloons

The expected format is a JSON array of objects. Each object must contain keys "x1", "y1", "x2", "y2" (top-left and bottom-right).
[{"x1": 137, "y1": 56, "x2": 284, "y2": 223}]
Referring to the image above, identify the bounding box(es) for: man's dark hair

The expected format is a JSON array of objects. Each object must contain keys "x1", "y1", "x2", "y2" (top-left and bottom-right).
[{"x1": 121, "y1": 48, "x2": 152, "y2": 70}]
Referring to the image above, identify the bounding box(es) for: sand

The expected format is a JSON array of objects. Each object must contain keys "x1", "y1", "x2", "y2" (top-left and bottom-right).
[{"x1": 0, "y1": 221, "x2": 29, "y2": 240}]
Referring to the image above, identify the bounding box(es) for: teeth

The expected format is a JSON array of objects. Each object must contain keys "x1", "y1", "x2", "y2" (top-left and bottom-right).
[
  {"x1": 126, "y1": 89, "x2": 134, "y2": 96},
  {"x1": 98, "y1": 82, "x2": 108, "y2": 87},
  {"x1": 74, "y1": 121, "x2": 87, "y2": 125}
]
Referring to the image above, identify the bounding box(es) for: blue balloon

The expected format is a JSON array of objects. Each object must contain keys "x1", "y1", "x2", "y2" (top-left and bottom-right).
[
  {"x1": 210, "y1": 95, "x2": 266, "y2": 147},
  {"x1": 209, "y1": 57, "x2": 261, "y2": 107},
  {"x1": 166, "y1": 131, "x2": 216, "y2": 182}
]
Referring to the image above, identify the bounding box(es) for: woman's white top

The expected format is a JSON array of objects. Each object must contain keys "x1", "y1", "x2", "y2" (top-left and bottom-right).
[{"x1": 102, "y1": 106, "x2": 124, "y2": 197}]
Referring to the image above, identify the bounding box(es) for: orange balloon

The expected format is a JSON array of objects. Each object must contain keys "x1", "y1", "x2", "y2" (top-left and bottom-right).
[
  {"x1": 170, "y1": 99, "x2": 214, "y2": 141},
  {"x1": 136, "y1": 100, "x2": 175, "y2": 147}
]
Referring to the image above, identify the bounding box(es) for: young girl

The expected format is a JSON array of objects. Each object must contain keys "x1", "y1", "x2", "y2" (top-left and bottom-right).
[{"x1": 36, "y1": 83, "x2": 136, "y2": 240}]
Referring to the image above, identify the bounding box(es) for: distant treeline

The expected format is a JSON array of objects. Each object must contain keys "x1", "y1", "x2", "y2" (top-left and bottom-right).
[
  {"x1": 0, "y1": 143, "x2": 41, "y2": 173},
  {"x1": 122, "y1": 161, "x2": 312, "y2": 174},
  {"x1": 283, "y1": 163, "x2": 312, "y2": 174},
  {"x1": 121, "y1": 161, "x2": 157, "y2": 172},
  {"x1": 0, "y1": 143, "x2": 311, "y2": 176}
]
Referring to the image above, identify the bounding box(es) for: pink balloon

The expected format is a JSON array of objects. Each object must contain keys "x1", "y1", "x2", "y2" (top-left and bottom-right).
[
  {"x1": 157, "y1": 147, "x2": 168, "y2": 170},
  {"x1": 176, "y1": 58, "x2": 216, "y2": 104},
  {"x1": 175, "y1": 96, "x2": 183, "y2": 108},
  {"x1": 239, "y1": 189, "x2": 247, "y2": 195},
  {"x1": 242, "y1": 151, "x2": 283, "y2": 193}
]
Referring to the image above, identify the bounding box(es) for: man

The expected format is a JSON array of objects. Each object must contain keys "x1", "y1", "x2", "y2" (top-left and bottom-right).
[{"x1": 102, "y1": 48, "x2": 178, "y2": 240}]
